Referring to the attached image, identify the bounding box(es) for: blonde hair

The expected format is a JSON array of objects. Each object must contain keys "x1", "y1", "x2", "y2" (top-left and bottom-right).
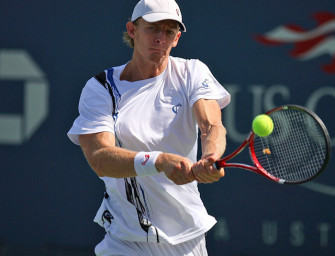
[
  {"x1": 122, "y1": 18, "x2": 140, "y2": 48},
  {"x1": 122, "y1": 18, "x2": 181, "y2": 48}
]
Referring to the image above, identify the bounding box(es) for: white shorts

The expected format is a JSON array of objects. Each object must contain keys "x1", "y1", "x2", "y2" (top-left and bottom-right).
[{"x1": 95, "y1": 233, "x2": 208, "y2": 256}]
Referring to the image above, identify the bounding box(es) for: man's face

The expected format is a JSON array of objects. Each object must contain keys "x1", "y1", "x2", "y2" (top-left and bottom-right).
[{"x1": 130, "y1": 19, "x2": 182, "y2": 64}]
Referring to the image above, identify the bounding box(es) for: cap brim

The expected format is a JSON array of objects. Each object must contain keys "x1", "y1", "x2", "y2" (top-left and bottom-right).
[{"x1": 141, "y1": 13, "x2": 186, "y2": 32}]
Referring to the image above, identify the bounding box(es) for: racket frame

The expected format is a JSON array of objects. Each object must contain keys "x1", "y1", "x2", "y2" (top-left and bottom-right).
[{"x1": 215, "y1": 105, "x2": 331, "y2": 184}]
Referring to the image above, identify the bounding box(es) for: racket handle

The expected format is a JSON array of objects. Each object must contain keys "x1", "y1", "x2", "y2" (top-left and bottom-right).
[{"x1": 214, "y1": 161, "x2": 221, "y2": 169}]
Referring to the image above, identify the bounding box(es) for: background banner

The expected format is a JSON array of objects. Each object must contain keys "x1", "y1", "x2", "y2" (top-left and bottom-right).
[{"x1": 1, "y1": 1, "x2": 334, "y2": 255}]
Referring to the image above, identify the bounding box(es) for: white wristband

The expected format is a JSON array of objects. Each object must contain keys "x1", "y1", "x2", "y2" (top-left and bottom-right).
[{"x1": 134, "y1": 151, "x2": 162, "y2": 177}]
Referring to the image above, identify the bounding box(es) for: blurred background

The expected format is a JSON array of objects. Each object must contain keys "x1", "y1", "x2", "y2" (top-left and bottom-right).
[{"x1": 1, "y1": 0, "x2": 334, "y2": 255}]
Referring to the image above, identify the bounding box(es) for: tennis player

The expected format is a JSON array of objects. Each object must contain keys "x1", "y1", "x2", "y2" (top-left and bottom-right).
[{"x1": 68, "y1": 0, "x2": 231, "y2": 255}]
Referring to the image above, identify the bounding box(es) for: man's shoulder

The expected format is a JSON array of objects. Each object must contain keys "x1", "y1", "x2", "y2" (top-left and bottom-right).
[
  {"x1": 91, "y1": 63, "x2": 127, "y2": 82},
  {"x1": 170, "y1": 56, "x2": 205, "y2": 69},
  {"x1": 170, "y1": 56, "x2": 198, "y2": 64},
  {"x1": 169, "y1": 56, "x2": 208, "y2": 75}
]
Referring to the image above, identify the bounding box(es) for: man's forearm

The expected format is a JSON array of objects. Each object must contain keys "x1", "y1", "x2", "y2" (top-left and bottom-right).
[
  {"x1": 84, "y1": 145, "x2": 138, "y2": 178},
  {"x1": 201, "y1": 124, "x2": 227, "y2": 159}
]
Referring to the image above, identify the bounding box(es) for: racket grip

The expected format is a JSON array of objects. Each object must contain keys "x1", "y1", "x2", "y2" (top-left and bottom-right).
[
  {"x1": 213, "y1": 161, "x2": 220, "y2": 169},
  {"x1": 214, "y1": 159, "x2": 225, "y2": 169}
]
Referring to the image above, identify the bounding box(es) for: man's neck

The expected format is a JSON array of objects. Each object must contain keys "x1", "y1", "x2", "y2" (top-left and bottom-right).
[{"x1": 120, "y1": 55, "x2": 169, "y2": 82}]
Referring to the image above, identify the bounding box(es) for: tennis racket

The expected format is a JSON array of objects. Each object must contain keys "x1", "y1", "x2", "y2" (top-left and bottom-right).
[{"x1": 215, "y1": 105, "x2": 331, "y2": 184}]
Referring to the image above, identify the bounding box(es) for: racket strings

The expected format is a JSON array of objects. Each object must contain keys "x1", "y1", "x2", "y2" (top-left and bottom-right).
[
  {"x1": 252, "y1": 108, "x2": 328, "y2": 183},
  {"x1": 282, "y1": 113, "x2": 323, "y2": 180},
  {"x1": 278, "y1": 112, "x2": 324, "y2": 181}
]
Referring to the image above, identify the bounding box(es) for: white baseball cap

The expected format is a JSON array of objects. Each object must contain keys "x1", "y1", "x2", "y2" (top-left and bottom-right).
[{"x1": 131, "y1": 0, "x2": 186, "y2": 32}]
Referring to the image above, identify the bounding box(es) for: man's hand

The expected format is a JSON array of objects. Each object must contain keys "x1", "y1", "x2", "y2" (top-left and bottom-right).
[
  {"x1": 155, "y1": 153, "x2": 195, "y2": 185},
  {"x1": 191, "y1": 153, "x2": 225, "y2": 183}
]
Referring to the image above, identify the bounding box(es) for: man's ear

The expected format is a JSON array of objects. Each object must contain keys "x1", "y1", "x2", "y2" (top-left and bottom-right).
[
  {"x1": 126, "y1": 21, "x2": 136, "y2": 39},
  {"x1": 172, "y1": 31, "x2": 182, "y2": 48}
]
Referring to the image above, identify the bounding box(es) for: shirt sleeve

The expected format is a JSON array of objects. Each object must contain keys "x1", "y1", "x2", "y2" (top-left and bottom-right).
[
  {"x1": 188, "y1": 59, "x2": 230, "y2": 109},
  {"x1": 67, "y1": 77, "x2": 115, "y2": 145}
]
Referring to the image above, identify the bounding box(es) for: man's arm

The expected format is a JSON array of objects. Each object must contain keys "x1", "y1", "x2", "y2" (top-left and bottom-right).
[
  {"x1": 79, "y1": 132, "x2": 195, "y2": 184},
  {"x1": 191, "y1": 99, "x2": 226, "y2": 183},
  {"x1": 79, "y1": 132, "x2": 137, "y2": 178}
]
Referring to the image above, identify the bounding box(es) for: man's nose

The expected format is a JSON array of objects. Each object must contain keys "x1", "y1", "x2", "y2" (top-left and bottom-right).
[{"x1": 155, "y1": 31, "x2": 166, "y2": 44}]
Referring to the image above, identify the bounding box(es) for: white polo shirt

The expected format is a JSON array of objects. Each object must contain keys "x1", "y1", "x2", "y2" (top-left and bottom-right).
[{"x1": 68, "y1": 56, "x2": 230, "y2": 245}]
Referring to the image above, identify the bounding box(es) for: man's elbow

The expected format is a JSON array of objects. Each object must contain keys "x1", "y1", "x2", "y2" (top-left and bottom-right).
[{"x1": 84, "y1": 152, "x2": 107, "y2": 177}]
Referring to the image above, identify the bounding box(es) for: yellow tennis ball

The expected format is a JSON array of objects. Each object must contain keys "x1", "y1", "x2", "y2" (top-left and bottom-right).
[{"x1": 252, "y1": 114, "x2": 274, "y2": 137}]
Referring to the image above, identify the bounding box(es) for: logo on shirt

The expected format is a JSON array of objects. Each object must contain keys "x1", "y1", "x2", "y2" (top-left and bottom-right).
[
  {"x1": 202, "y1": 79, "x2": 211, "y2": 87},
  {"x1": 172, "y1": 103, "x2": 182, "y2": 114},
  {"x1": 254, "y1": 12, "x2": 335, "y2": 74},
  {"x1": 141, "y1": 155, "x2": 150, "y2": 165}
]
